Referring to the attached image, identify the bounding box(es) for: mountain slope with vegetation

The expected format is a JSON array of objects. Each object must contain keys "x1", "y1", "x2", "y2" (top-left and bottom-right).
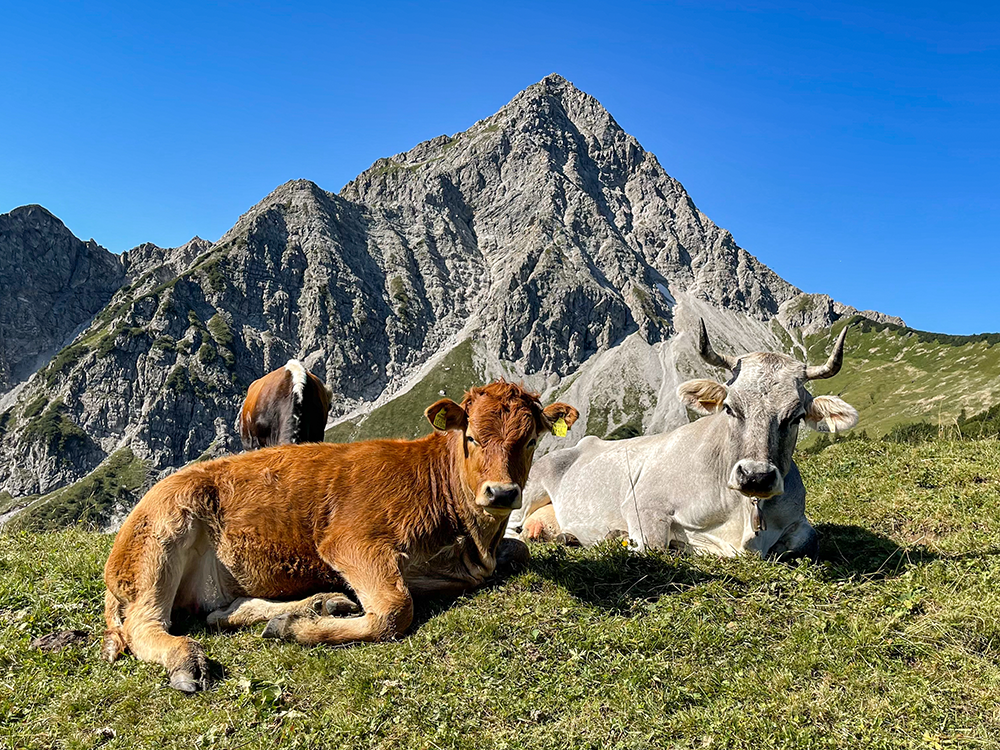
[{"x1": 804, "y1": 316, "x2": 1000, "y2": 437}]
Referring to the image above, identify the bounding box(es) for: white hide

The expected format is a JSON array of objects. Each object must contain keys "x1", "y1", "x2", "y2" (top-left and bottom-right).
[{"x1": 511, "y1": 415, "x2": 815, "y2": 558}]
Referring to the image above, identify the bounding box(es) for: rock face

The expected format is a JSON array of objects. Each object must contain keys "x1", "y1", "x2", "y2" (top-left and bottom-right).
[
  {"x1": 120, "y1": 238, "x2": 212, "y2": 284},
  {"x1": 0, "y1": 205, "x2": 124, "y2": 395},
  {"x1": 0, "y1": 74, "x2": 903, "y2": 524},
  {"x1": 343, "y1": 74, "x2": 798, "y2": 376}
]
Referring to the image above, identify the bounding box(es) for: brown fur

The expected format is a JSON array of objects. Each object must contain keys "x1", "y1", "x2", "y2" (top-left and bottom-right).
[
  {"x1": 103, "y1": 380, "x2": 578, "y2": 691},
  {"x1": 238, "y1": 362, "x2": 332, "y2": 450}
]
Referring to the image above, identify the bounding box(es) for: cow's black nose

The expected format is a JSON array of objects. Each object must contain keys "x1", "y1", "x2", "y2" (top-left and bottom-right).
[
  {"x1": 484, "y1": 485, "x2": 521, "y2": 509},
  {"x1": 735, "y1": 463, "x2": 780, "y2": 495}
]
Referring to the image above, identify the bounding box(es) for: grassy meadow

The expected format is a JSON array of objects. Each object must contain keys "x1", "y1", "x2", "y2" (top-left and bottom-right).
[
  {"x1": 804, "y1": 317, "x2": 1000, "y2": 436},
  {"x1": 2, "y1": 437, "x2": 1000, "y2": 749}
]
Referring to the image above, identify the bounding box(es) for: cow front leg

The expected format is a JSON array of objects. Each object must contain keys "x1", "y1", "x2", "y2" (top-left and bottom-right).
[
  {"x1": 768, "y1": 518, "x2": 819, "y2": 561},
  {"x1": 521, "y1": 504, "x2": 561, "y2": 542},
  {"x1": 263, "y1": 548, "x2": 413, "y2": 646},
  {"x1": 207, "y1": 592, "x2": 359, "y2": 629}
]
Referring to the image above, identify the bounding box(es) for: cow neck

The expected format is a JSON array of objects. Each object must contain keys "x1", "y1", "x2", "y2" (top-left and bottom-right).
[{"x1": 701, "y1": 413, "x2": 735, "y2": 486}]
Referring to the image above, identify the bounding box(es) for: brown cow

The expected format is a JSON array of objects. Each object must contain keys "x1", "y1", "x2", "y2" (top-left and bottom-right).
[
  {"x1": 238, "y1": 359, "x2": 332, "y2": 450},
  {"x1": 101, "y1": 381, "x2": 578, "y2": 692}
]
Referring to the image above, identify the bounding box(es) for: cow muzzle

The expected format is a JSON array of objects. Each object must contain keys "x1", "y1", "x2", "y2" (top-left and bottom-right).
[
  {"x1": 479, "y1": 482, "x2": 522, "y2": 513},
  {"x1": 728, "y1": 460, "x2": 784, "y2": 499}
]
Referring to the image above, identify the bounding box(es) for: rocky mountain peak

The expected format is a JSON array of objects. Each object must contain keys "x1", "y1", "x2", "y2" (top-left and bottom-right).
[
  {"x1": 121, "y1": 236, "x2": 213, "y2": 282},
  {"x1": 0, "y1": 205, "x2": 124, "y2": 394}
]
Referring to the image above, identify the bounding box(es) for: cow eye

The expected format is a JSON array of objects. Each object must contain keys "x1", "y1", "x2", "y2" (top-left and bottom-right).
[
  {"x1": 527, "y1": 437, "x2": 537, "y2": 449},
  {"x1": 723, "y1": 404, "x2": 736, "y2": 417},
  {"x1": 466, "y1": 435, "x2": 477, "y2": 446}
]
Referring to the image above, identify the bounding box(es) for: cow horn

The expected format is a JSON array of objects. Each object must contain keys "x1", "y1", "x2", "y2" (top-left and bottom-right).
[
  {"x1": 805, "y1": 326, "x2": 848, "y2": 380},
  {"x1": 697, "y1": 319, "x2": 737, "y2": 371}
]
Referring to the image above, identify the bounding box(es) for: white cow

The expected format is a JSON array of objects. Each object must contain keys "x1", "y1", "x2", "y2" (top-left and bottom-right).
[{"x1": 511, "y1": 321, "x2": 859, "y2": 558}]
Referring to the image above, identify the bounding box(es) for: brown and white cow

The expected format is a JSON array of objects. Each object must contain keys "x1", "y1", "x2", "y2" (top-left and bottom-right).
[
  {"x1": 237, "y1": 359, "x2": 332, "y2": 450},
  {"x1": 102, "y1": 381, "x2": 578, "y2": 692}
]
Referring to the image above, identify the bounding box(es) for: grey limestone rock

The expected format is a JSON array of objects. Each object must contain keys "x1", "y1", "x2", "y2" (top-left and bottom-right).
[{"x1": 0, "y1": 205, "x2": 124, "y2": 394}]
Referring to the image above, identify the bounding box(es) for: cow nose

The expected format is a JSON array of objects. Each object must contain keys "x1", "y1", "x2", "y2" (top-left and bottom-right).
[
  {"x1": 483, "y1": 483, "x2": 522, "y2": 510},
  {"x1": 729, "y1": 460, "x2": 783, "y2": 498}
]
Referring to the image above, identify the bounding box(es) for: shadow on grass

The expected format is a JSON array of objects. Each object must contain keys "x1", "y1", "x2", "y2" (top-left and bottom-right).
[
  {"x1": 526, "y1": 544, "x2": 719, "y2": 615},
  {"x1": 816, "y1": 523, "x2": 939, "y2": 580}
]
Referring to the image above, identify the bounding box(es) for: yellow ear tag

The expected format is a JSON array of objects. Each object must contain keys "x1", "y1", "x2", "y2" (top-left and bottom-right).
[
  {"x1": 433, "y1": 409, "x2": 448, "y2": 430},
  {"x1": 552, "y1": 418, "x2": 568, "y2": 437}
]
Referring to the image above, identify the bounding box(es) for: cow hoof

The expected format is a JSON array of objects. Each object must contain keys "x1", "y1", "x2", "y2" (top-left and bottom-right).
[
  {"x1": 169, "y1": 674, "x2": 202, "y2": 693},
  {"x1": 308, "y1": 593, "x2": 359, "y2": 617},
  {"x1": 262, "y1": 614, "x2": 292, "y2": 640},
  {"x1": 324, "y1": 595, "x2": 360, "y2": 617},
  {"x1": 168, "y1": 646, "x2": 208, "y2": 693},
  {"x1": 496, "y1": 538, "x2": 531, "y2": 573},
  {"x1": 555, "y1": 532, "x2": 581, "y2": 547},
  {"x1": 101, "y1": 630, "x2": 127, "y2": 662}
]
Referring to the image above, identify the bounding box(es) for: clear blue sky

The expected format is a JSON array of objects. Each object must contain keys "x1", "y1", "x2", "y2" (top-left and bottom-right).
[{"x1": 2, "y1": 1, "x2": 997, "y2": 334}]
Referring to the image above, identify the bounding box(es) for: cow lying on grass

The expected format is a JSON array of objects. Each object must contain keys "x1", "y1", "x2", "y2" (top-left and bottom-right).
[
  {"x1": 513, "y1": 321, "x2": 858, "y2": 558},
  {"x1": 102, "y1": 381, "x2": 578, "y2": 692},
  {"x1": 238, "y1": 359, "x2": 332, "y2": 450}
]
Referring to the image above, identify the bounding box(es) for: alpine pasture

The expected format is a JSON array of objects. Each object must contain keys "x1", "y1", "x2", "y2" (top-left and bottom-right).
[{"x1": 2, "y1": 435, "x2": 999, "y2": 749}]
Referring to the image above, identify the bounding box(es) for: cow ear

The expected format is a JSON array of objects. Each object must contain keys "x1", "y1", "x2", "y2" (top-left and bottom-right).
[
  {"x1": 424, "y1": 398, "x2": 468, "y2": 432},
  {"x1": 677, "y1": 379, "x2": 727, "y2": 415},
  {"x1": 541, "y1": 402, "x2": 579, "y2": 437},
  {"x1": 805, "y1": 395, "x2": 859, "y2": 433}
]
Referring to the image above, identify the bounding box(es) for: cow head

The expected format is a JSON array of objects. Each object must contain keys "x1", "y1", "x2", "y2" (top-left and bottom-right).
[
  {"x1": 677, "y1": 320, "x2": 858, "y2": 499},
  {"x1": 424, "y1": 381, "x2": 579, "y2": 515}
]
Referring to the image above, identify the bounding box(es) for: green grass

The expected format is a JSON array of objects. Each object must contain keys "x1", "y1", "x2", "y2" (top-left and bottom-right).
[
  {"x1": 1, "y1": 436, "x2": 999, "y2": 748},
  {"x1": 165, "y1": 365, "x2": 190, "y2": 394},
  {"x1": 41, "y1": 344, "x2": 89, "y2": 387},
  {"x1": 325, "y1": 340, "x2": 481, "y2": 444},
  {"x1": 21, "y1": 395, "x2": 48, "y2": 421},
  {"x1": 0, "y1": 491, "x2": 33, "y2": 517},
  {"x1": 370, "y1": 159, "x2": 404, "y2": 176},
  {"x1": 198, "y1": 343, "x2": 217, "y2": 365},
  {"x1": 207, "y1": 314, "x2": 233, "y2": 348},
  {"x1": 152, "y1": 336, "x2": 177, "y2": 353},
  {"x1": 804, "y1": 316, "x2": 1000, "y2": 437}
]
